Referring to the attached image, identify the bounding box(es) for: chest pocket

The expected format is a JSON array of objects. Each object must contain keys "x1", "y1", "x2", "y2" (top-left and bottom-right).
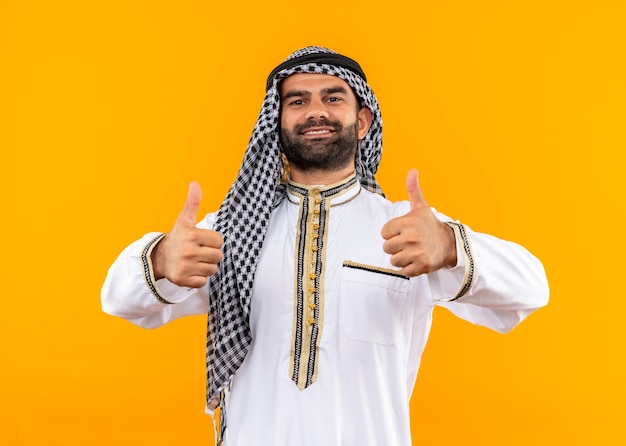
[{"x1": 339, "y1": 261, "x2": 410, "y2": 345}]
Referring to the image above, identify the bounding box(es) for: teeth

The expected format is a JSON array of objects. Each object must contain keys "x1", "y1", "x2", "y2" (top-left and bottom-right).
[{"x1": 305, "y1": 130, "x2": 330, "y2": 135}]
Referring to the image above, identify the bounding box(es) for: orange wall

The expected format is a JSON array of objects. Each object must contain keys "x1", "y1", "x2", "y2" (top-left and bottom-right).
[{"x1": 1, "y1": 1, "x2": 625, "y2": 444}]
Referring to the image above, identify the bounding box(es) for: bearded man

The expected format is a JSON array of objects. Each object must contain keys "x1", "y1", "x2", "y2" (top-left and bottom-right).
[{"x1": 102, "y1": 46, "x2": 549, "y2": 446}]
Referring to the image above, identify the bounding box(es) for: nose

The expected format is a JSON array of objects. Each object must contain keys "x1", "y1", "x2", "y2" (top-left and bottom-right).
[{"x1": 305, "y1": 98, "x2": 329, "y2": 120}]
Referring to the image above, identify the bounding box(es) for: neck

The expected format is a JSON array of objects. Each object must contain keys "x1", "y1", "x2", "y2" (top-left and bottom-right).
[{"x1": 288, "y1": 165, "x2": 355, "y2": 186}]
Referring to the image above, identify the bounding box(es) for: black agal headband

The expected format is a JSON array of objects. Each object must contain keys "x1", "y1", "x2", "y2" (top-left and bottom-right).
[{"x1": 265, "y1": 52, "x2": 367, "y2": 91}]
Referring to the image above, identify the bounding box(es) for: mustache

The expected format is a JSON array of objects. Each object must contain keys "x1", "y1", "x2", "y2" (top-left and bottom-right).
[{"x1": 293, "y1": 119, "x2": 343, "y2": 133}]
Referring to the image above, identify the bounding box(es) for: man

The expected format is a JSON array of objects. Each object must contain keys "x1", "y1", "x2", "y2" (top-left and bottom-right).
[{"x1": 101, "y1": 46, "x2": 549, "y2": 445}]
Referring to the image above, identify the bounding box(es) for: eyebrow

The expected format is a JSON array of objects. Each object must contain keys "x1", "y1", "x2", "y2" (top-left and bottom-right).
[{"x1": 282, "y1": 86, "x2": 350, "y2": 101}]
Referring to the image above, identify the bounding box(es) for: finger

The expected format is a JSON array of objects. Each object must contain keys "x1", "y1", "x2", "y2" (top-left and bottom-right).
[
  {"x1": 198, "y1": 230, "x2": 224, "y2": 250},
  {"x1": 190, "y1": 261, "x2": 220, "y2": 277},
  {"x1": 391, "y1": 254, "x2": 427, "y2": 277},
  {"x1": 382, "y1": 236, "x2": 403, "y2": 255},
  {"x1": 406, "y1": 169, "x2": 429, "y2": 211},
  {"x1": 178, "y1": 181, "x2": 202, "y2": 226},
  {"x1": 380, "y1": 218, "x2": 400, "y2": 241},
  {"x1": 181, "y1": 275, "x2": 209, "y2": 289},
  {"x1": 197, "y1": 245, "x2": 224, "y2": 264}
]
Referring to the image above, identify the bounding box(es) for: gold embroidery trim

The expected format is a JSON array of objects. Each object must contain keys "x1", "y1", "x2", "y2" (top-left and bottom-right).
[
  {"x1": 444, "y1": 222, "x2": 476, "y2": 301},
  {"x1": 342, "y1": 260, "x2": 409, "y2": 280},
  {"x1": 140, "y1": 233, "x2": 172, "y2": 304},
  {"x1": 289, "y1": 188, "x2": 327, "y2": 390}
]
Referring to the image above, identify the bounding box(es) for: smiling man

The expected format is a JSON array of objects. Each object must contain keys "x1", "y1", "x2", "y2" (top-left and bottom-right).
[
  {"x1": 279, "y1": 73, "x2": 372, "y2": 180},
  {"x1": 101, "y1": 46, "x2": 549, "y2": 446}
]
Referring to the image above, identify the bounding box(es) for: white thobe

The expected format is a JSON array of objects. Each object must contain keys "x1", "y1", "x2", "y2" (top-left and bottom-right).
[{"x1": 101, "y1": 175, "x2": 549, "y2": 446}]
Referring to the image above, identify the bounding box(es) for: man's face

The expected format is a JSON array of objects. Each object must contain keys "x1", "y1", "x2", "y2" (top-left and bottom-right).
[{"x1": 279, "y1": 73, "x2": 371, "y2": 173}]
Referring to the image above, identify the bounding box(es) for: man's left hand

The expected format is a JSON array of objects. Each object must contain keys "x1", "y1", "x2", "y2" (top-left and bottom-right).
[{"x1": 381, "y1": 169, "x2": 457, "y2": 277}]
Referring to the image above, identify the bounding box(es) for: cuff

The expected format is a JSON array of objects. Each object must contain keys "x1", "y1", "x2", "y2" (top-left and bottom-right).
[
  {"x1": 429, "y1": 222, "x2": 476, "y2": 302},
  {"x1": 140, "y1": 233, "x2": 173, "y2": 304}
]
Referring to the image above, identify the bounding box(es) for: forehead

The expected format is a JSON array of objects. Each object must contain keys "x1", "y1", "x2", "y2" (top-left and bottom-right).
[{"x1": 279, "y1": 73, "x2": 355, "y2": 97}]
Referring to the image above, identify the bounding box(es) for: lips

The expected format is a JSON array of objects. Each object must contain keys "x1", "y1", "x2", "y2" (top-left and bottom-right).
[
  {"x1": 302, "y1": 128, "x2": 335, "y2": 137},
  {"x1": 296, "y1": 120, "x2": 341, "y2": 137}
]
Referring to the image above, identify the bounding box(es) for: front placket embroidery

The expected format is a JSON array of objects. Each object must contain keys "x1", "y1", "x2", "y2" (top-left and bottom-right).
[{"x1": 287, "y1": 176, "x2": 357, "y2": 390}]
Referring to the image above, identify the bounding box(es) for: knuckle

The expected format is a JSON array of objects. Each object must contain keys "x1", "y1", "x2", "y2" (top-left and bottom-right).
[
  {"x1": 382, "y1": 241, "x2": 391, "y2": 254},
  {"x1": 206, "y1": 264, "x2": 218, "y2": 276},
  {"x1": 405, "y1": 232, "x2": 421, "y2": 244},
  {"x1": 420, "y1": 256, "x2": 434, "y2": 273},
  {"x1": 186, "y1": 230, "x2": 201, "y2": 244},
  {"x1": 214, "y1": 250, "x2": 224, "y2": 262},
  {"x1": 189, "y1": 276, "x2": 207, "y2": 288},
  {"x1": 169, "y1": 271, "x2": 185, "y2": 285},
  {"x1": 213, "y1": 231, "x2": 225, "y2": 247},
  {"x1": 180, "y1": 245, "x2": 198, "y2": 260}
]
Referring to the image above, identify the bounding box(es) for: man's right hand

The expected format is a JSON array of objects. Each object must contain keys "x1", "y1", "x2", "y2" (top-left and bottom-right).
[{"x1": 151, "y1": 181, "x2": 224, "y2": 288}]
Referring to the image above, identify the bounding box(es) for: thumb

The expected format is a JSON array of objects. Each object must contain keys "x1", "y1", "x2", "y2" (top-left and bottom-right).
[
  {"x1": 406, "y1": 169, "x2": 429, "y2": 210},
  {"x1": 178, "y1": 181, "x2": 202, "y2": 225}
]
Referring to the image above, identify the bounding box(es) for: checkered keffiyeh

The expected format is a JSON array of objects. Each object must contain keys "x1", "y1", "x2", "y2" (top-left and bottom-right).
[{"x1": 206, "y1": 46, "x2": 384, "y2": 410}]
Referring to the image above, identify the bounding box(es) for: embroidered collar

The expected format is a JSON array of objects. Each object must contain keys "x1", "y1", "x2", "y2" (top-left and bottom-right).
[{"x1": 286, "y1": 173, "x2": 361, "y2": 207}]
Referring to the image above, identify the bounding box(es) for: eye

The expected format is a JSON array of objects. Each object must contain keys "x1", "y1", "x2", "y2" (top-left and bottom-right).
[
  {"x1": 289, "y1": 99, "x2": 304, "y2": 106},
  {"x1": 327, "y1": 96, "x2": 342, "y2": 103}
]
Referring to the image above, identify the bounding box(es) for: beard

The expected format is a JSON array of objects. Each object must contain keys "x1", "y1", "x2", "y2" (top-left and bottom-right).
[{"x1": 280, "y1": 119, "x2": 359, "y2": 173}]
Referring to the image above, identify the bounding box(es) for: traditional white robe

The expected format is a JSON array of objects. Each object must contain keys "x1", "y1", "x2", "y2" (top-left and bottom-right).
[{"x1": 102, "y1": 175, "x2": 548, "y2": 446}]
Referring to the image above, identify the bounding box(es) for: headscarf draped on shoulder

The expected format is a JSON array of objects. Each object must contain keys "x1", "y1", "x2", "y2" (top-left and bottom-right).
[{"x1": 206, "y1": 46, "x2": 384, "y2": 410}]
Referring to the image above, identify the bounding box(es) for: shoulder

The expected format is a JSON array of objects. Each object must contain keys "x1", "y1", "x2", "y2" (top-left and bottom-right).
[{"x1": 359, "y1": 188, "x2": 411, "y2": 218}]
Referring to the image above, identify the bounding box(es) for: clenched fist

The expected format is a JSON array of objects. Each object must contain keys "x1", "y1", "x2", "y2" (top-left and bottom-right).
[
  {"x1": 151, "y1": 181, "x2": 224, "y2": 288},
  {"x1": 381, "y1": 169, "x2": 457, "y2": 277}
]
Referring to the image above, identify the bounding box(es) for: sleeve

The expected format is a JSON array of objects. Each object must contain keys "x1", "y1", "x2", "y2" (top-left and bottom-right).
[
  {"x1": 100, "y1": 216, "x2": 215, "y2": 329},
  {"x1": 427, "y1": 217, "x2": 549, "y2": 334}
]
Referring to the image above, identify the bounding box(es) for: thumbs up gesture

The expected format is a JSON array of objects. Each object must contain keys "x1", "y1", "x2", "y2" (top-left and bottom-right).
[
  {"x1": 151, "y1": 181, "x2": 224, "y2": 288},
  {"x1": 381, "y1": 169, "x2": 457, "y2": 277}
]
